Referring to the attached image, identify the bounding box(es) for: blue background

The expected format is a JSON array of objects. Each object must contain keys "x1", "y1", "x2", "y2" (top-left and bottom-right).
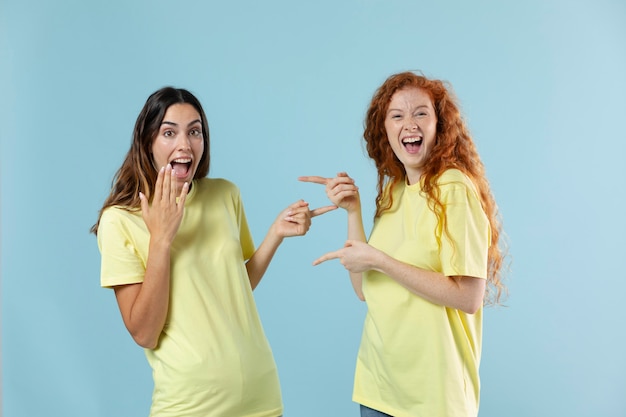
[{"x1": 2, "y1": 0, "x2": 625, "y2": 416}]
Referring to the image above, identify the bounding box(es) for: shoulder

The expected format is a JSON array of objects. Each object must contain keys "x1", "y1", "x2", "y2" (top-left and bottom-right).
[
  {"x1": 436, "y1": 169, "x2": 481, "y2": 200},
  {"x1": 437, "y1": 168, "x2": 472, "y2": 186},
  {"x1": 98, "y1": 206, "x2": 142, "y2": 234},
  {"x1": 438, "y1": 169, "x2": 477, "y2": 190},
  {"x1": 100, "y1": 205, "x2": 139, "y2": 224},
  {"x1": 97, "y1": 207, "x2": 145, "y2": 249}
]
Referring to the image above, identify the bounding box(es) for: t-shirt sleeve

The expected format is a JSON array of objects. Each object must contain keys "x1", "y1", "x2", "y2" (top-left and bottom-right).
[
  {"x1": 97, "y1": 209, "x2": 146, "y2": 288},
  {"x1": 234, "y1": 188, "x2": 255, "y2": 261},
  {"x1": 439, "y1": 175, "x2": 490, "y2": 279}
]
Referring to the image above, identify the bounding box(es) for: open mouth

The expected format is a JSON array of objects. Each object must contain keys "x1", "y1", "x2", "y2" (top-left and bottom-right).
[
  {"x1": 170, "y1": 158, "x2": 192, "y2": 178},
  {"x1": 402, "y1": 137, "x2": 423, "y2": 153}
]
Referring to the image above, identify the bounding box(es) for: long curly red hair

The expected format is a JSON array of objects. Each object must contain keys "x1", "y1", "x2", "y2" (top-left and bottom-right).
[{"x1": 364, "y1": 71, "x2": 507, "y2": 305}]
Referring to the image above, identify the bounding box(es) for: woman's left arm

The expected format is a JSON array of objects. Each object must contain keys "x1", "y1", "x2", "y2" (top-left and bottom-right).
[
  {"x1": 246, "y1": 200, "x2": 336, "y2": 290},
  {"x1": 367, "y1": 244, "x2": 485, "y2": 313},
  {"x1": 314, "y1": 240, "x2": 485, "y2": 314}
]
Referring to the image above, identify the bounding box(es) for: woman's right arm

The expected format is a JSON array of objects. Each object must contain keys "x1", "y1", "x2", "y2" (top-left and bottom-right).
[
  {"x1": 114, "y1": 165, "x2": 188, "y2": 349},
  {"x1": 114, "y1": 239, "x2": 172, "y2": 349},
  {"x1": 299, "y1": 172, "x2": 366, "y2": 300}
]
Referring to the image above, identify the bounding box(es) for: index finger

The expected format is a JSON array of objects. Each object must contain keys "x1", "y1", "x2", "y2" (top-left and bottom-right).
[
  {"x1": 310, "y1": 205, "x2": 338, "y2": 217},
  {"x1": 312, "y1": 249, "x2": 341, "y2": 266},
  {"x1": 298, "y1": 176, "x2": 330, "y2": 185}
]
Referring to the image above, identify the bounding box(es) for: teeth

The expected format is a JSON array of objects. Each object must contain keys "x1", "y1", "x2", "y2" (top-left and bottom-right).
[
  {"x1": 172, "y1": 158, "x2": 191, "y2": 163},
  {"x1": 402, "y1": 137, "x2": 422, "y2": 144}
]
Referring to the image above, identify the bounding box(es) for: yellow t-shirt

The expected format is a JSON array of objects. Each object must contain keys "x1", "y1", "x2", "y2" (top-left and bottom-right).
[
  {"x1": 354, "y1": 169, "x2": 490, "y2": 417},
  {"x1": 98, "y1": 178, "x2": 282, "y2": 417}
]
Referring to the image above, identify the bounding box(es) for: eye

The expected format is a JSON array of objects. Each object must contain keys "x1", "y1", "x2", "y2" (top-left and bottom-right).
[
  {"x1": 189, "y1": 128, "x2": 202, "y2": 137},
  {"x1": 163, "y1": 130, "x2": 175, "y2": 137}
]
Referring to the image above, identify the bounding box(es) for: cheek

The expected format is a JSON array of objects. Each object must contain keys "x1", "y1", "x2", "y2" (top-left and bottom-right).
[
  {"x1": 384, "y1": 126, "x2": 396, "y2": 145},
  {"x1": 151, "y1": 143, "x2": 171, "y2": 167},
  {"x1": 195, "y1": 140, "x2": 205, "y2": 157}
]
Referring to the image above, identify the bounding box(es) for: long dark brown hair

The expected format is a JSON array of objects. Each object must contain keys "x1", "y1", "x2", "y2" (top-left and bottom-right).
[
  {"x1": 364, "y1": 71, "x2": 507, "y2": 305},
  {"x1": 90, "y1": 87, "x2": 210, "y2": 234}
]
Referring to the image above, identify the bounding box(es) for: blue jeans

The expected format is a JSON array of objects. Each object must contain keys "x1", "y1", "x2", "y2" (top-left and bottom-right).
[{"x1": 360, "y1": 404, "x2": 393, "y2": 417}]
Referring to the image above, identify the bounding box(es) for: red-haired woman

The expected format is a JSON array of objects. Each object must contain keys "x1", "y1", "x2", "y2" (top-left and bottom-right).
[
  {"x1": 300, "y1": 71, "x2": 507, "y2": 417},
  {"x1": 92, "y1": 87, "x2": 334, "y2": 417}
]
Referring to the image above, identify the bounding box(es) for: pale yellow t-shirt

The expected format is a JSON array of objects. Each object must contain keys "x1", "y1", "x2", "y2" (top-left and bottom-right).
[
  {"x1": 354, "y1": 169, "x2": 490, "y2": 417},
  {"x1": 98, "y1": 178, "x2": 282, "y2": 417}
]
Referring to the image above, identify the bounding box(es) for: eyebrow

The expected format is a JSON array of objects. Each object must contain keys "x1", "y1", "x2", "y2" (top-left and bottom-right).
[
  {"x1": 161, "y1": 119, "x2": 202, "y2": 128},
  {"x1": 386, "y1": 105, "x2": 430, "y2": 114}
]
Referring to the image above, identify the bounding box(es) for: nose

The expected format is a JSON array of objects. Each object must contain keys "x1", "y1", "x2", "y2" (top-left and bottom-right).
[
  {"x1": 176, "y1": 133, "x2": 192, "y2": 151},
  {"x1": 404, "y1": 117, "x2": 418, "y2": 131}
]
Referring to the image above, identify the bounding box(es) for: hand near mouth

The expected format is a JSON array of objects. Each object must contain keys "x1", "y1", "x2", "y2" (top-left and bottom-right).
[{"x1": 139, "y1": 164, "x2": 190, "y2": 245}]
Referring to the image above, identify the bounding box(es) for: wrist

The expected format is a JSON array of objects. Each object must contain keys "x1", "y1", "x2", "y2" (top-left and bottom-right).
[
  {"x1": 370, "y1": 247, "x2": 388, "y2": 274},
  {"x1": 267, "y1": 223, "x2": 286, "y2": 244},
  {"x1": 346, "y1": 207, "x2": 363, "y2": 222},
  {"x1": 149, "y1": 236, "x2": 173, "y2": 252}
]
